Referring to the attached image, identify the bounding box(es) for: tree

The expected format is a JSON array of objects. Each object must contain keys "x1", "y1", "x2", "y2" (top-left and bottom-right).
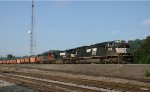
[
  {"x1": 128, "y1": 39, "x2": 144, "y2": 53},
  {"x1": 6, "y1": 54, "x2": 16, "y2": 59},
  {"x1": 134, "y1": 36, "x2": 150, "y2": 64}
]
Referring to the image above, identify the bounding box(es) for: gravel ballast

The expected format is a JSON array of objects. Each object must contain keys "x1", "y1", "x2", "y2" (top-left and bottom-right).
[{"x1": 0, "y1": 80, "x2": 38, "y2": 92}]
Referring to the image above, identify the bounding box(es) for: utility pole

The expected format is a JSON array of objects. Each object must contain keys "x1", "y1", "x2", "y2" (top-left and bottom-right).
[{"x1": 28, "y1": 0, "x2": 36, "y2": 55}]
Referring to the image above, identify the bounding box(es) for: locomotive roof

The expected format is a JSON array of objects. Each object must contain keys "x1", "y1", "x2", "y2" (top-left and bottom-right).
[
  {"x1": 46, "y1": 40, "x2": 126, "y2": 53},
  {"x1": 94, "y1": 41, "x2": 114, "y2": 45}
]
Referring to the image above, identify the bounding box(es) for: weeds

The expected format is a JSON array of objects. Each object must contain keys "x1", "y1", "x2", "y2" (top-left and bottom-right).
[{"x1": 145, "y1": 70, "x2": 150, "y2": 77}]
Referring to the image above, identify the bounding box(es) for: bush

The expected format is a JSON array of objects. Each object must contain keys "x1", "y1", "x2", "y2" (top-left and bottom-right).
[{"x1": 145, "y1": 70, "x2": 150, "y2": 77}]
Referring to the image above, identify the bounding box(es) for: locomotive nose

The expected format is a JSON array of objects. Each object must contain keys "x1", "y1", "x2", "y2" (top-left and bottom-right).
[{"x1": 115, "y1": 48, "x2": 130, "y2": 53}]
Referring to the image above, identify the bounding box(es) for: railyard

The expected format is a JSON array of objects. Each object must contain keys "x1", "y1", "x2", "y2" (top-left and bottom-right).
[
  {"x1": 0, "y1": 64, "x2": 149, "y2": 92},
  {"x1": 0, "y1": 0, "x2": 150, "y2": 91}
]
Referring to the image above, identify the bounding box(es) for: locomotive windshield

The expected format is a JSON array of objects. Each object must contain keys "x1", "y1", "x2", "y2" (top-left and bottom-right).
[{"x1": 114, "y1": 40, "x2": 130, "y2": 48}]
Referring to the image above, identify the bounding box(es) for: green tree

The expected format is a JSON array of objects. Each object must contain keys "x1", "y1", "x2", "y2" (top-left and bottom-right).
[
  {"x1": 6, "y1": 54, "x2": 16, "y2": 60},
  {"x1": 128, "y1": 39, "x2": 144, "y2": 53},
  {"x1": 134, "y1": 36, "x2": 150, "y2": 64}
]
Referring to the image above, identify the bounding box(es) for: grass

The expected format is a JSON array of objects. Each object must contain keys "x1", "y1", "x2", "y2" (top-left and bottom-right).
[{"x1": 144, "y1": 70, "x2": 150, "y2": 77}]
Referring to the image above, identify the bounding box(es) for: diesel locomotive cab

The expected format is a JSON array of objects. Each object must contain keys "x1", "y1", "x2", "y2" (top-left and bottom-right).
[
  {"x1": 114, "y1": 40, "x2": 133, "y2": 63},
  {"x1": 114, "y1": 40, "x2": 130, "y2": 54}
]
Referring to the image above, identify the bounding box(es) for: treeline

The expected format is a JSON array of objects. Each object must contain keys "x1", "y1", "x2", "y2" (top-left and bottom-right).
[
  {"x1": 0, "y1": 54, "x2": 16, "y2": 60},
  {"x1": 128, "y1": 36, "x2": 150, "y2": 64}
]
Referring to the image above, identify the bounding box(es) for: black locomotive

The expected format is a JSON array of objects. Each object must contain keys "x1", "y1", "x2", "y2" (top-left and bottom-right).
[{"x1": 48, "y1": 40, "x2": 133, "y2": 64}]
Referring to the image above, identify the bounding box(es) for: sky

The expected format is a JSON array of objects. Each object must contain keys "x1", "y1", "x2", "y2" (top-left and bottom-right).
[{"x1": 0, "y1": 0, "x2": 150, "y2": 56}]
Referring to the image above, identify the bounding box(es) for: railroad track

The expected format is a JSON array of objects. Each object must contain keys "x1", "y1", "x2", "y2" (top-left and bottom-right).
[
  {"x1": 0, "y1": 71, "x2": 119, "y2": 92},
  {"x1": 0, "y1": 71, "x2": 149, "y2": 92}
]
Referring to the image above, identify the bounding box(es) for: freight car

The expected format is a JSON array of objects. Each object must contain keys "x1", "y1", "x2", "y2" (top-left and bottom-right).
[{"x1": 0, "y1": 40, "x2": 133, "y2": 64}]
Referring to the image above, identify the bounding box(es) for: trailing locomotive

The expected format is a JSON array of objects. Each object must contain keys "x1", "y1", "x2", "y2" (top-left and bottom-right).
[{"x1": 0, "y1": 40, "x2": 133, "y2": 64}]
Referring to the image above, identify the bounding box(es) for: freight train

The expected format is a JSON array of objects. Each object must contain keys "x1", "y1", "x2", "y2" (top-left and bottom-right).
[{"x1": 0, "y1": 40, "x2": 133, "y2": 64}]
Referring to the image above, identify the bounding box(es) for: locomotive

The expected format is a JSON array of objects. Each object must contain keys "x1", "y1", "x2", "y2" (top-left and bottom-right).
[
  {"x1": 51, "y1": 40, "x2": 133, "y2": 64},
  {"x1": 0, "y1": 40, "x2": 133, "y2": 64}
]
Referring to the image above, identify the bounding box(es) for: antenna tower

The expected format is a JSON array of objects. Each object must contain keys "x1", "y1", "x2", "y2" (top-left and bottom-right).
[{"x1": 29, "y1": 0, "x2": 36, "y2": 55}]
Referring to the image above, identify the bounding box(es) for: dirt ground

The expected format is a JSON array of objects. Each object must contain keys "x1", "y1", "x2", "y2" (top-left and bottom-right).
[
  {"x1": 2, "y1": 64, "x2": 149, "y2": 79},
  {"x1": 0, "y1": 64, "x2": 149, "y2": 92}
]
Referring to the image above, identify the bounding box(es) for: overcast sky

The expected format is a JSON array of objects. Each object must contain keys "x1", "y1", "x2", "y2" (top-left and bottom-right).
[{"x1": 0, "y1": 0, "x2": 150, "y2": 56}]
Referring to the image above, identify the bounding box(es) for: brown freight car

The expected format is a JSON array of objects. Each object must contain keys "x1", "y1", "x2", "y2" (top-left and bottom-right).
[
  {"x1": 20, "y1": 58, "x2": 25, "y2": 64},
  {"x1": 9, "y1": 60, "x2": 13, "y2": 64},
  {"x1": 24, "y1": 58, "x2": 30, "y2": 63},
  {"x1": 36, "y1": 56, "x2": 41, "y2": 63},
  {"x1": 30, "y1": 57, "x2": 37, "y2": 63},
  {"x1": 17, "y1": 59, "x2": 21, "y2": 64},
  {"x1": 2, "y1": 60, "x2": 6, "y2": 64},
  {"x1": 12, "y1": 60, "x2": 17, "y2": 64},
  {"x1": 6, "y1": 60, "x2": 10, "y2": 64},
  {"x1": 0, "y1": 60, "x2": 2, "y2": 64}
]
